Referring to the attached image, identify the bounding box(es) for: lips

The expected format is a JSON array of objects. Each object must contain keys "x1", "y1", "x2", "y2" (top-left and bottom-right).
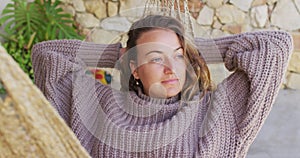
[{"x1": 161, "y1": 78, "x2": 179, "y2": 84}]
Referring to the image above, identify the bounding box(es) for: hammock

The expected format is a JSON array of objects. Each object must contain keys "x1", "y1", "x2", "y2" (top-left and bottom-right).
[
  {"x1": 144, "y1": 0, "x2": 195, "y2": 38},
  {"x1": 0, "y1": 45, "x2": 90, "y2": 157}
]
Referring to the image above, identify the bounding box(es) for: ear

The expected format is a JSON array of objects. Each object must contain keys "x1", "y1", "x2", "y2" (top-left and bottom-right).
[{"x1": 129, "y1": 60, "x2": 139, "y2": 79}]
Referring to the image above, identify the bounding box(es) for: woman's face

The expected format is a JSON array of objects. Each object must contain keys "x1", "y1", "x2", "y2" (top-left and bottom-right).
[{"x1": 130, "y1": 29, "x2": 187, "y2": 98}]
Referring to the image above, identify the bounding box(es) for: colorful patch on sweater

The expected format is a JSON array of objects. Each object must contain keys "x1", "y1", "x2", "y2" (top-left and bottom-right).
[{"x1": 86, "y1": 69, "x2": 112, "y2": 85}]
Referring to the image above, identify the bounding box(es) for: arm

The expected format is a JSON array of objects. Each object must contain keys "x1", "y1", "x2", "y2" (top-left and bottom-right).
[
  {"x1": 227, "y1": 31, "x2": 293, "y2": 154},
  {"x1": 196, "y1": 31, "x2": 293, "y2": 155},
  {"x1": 225, "y1": 30, "x2": 292, "y2": 140},
  {"x1": 31, "y1": 39, "x2": 121, "y2": 124}
]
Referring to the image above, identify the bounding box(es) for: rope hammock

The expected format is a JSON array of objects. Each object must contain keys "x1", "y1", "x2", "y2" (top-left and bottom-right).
[
  {"x1": 0, "y1": 39, "x2": 90, "y2": 157},
  {"x1": 143, "y1": 0, "x2": 195, "y2": 38}
]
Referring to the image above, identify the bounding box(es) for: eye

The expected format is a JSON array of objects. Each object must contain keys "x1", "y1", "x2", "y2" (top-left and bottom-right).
[
  {"x1": 175, "y1": 54, "x2": 184, "y2": 59},
  {"x1": 174, "y1": 50, "x2": 184, "y2": 60},
  {"x1": 150, "y1": 57, "x2": 163, "y2": 63}
]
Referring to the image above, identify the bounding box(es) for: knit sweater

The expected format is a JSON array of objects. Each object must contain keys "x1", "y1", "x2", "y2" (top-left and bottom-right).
[{"x1": 31, "y1": 31, "x2": 293, "y2": 158}]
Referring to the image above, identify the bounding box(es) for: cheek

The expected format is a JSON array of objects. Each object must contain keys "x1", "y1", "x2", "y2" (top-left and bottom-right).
[
  {"x1": 176, "y1": 64, "x2": 187, "y2": 76},
  {"x1": 137, "y1": 65, "x2": 163, "y2": 84}
]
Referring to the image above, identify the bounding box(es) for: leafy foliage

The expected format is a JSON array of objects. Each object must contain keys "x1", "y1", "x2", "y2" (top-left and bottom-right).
[
  {"x1": 0, "y1": 0, "x2": 84, "y2": 80},
  {"x1": 0, "y1": 82, "x2": 6, "y2": 95}
]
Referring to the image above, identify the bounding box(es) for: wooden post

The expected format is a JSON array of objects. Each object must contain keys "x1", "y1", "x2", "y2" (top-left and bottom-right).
[{"x1": 0, "y1": 46, "x2": 90, "y2": 157}]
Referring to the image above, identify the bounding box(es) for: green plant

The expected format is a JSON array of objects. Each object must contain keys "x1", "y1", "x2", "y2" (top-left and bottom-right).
[
  {"x1": 0, "y1": 82, "x2": 6, "y2": 95},
  {"x1": 0, "y1": 0, "x2": 84, "y2": 80}
]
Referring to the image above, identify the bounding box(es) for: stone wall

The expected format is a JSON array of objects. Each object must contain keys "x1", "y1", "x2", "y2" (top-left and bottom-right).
[{"x1": 60, "y1": 0, "x2": 300, "y2": 89}]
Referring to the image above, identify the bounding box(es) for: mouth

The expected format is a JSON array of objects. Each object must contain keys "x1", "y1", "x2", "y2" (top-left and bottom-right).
[{"x1": 161, "y1": 78, "x2": 179, "y2": 85}]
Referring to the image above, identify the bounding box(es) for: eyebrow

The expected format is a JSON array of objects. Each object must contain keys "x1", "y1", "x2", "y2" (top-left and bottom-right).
[
  {"x1": 175, "y1": 46, "x2": 183, "y2": 51},
  {"x1": 145, "y1": 46, "x2": 183, "y2": 56}
]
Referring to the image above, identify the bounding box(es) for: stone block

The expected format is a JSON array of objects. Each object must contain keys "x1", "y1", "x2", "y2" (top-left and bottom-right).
[
  {"x1": 212, "y1": 17, "x2": 223, "y2": 29},
  {"x1": 207, "y1": 63, "x2": 232, "y2": 85},
  {"x1": 216, "y1": 4, "x2": 246, "y2": 24},
  {"x1": 286, "y1": 72, "x2": 300, "y2": 89},
  {"x1": 188, "y1": 0, "x2": 204, "y2": 19},
  {"x1": 204, "y1": 0, "x2": 223, "y2": 9},
  {"x1": 100, "y1": 16, "x2": 131, "y2": 32},
  {"x1": 192, "y1": 20, "x2": 212, "y2": 38},
  {"x1": 267, "y1": 0, "x2": 278, "y2": 5},
  {"x1": 119, "y1": 0, "x2": 147, "y2": 18},
  {"x1": 250, "y1": 5, "x2": 268, "y2": 28},
  {"x1": 108, "y1": 1, "x2": 118, "y2": 17},
  {"x1": 288, "y1": 52, "x2": 300, "y2": 73},
  {"x1": 270, "y1": 0, "x2": 300, "y2": 31},
  {"x1": 76, "y1": 13, "x2": 99, "y2": 28},
  {"x1": 251, "y1": 0, "x2": 268, "y2": 7},
  {"x1": 292, "y1": 33, "x2": 300, "y2": 51},
  {"x1": 230, "y1": 0, "x2": 253, "y2": 11},
  {"x1": 211, "y1": 29, "x2": 229, "y2": 38},
  {"x1": 222, "y1": 24, "x2": 242, "y2": 34},
  {"x1": 59, "y1": 4, "x2": 76, "y2": 17},
  {"x1": 197, "y1": 6, "x2": 214, "y2": 26},
  {"x1": 73, "y1": 0, "x2": 85, "y2": 12},
  {"x1": 94, "y1": 9, "x2": 107, "y2": 19},
  {"x1": 90, "y1": 29, "x2": 121, "y2": 44},
  {"x1": 85, "y1": 0, "x2": 106, "y2": 19}
]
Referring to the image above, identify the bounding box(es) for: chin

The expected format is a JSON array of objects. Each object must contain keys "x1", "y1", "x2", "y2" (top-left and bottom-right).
[{"x1": 166, "y1": 88, "x2": 181, "y2": 98}]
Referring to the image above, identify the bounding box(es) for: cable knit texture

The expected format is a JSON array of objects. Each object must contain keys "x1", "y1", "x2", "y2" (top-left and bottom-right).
[{"x1": 31, "y1": 31, "x2": 293, "y2": 158}]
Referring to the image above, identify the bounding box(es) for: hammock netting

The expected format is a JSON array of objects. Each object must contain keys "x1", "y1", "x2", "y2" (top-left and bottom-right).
[{"x1": 143, "y1": 0, "x2": 195, "y2": 38}]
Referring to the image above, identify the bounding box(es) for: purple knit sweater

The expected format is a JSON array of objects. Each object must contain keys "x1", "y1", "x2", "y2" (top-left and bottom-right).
[{"x1": 31, "y1": 31, "x2": 293, "y2": 157}]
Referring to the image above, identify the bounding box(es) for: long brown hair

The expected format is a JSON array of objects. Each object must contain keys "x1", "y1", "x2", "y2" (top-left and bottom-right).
[{"x1": 119, "y1": 15, "x2": 213, "y2": 100}]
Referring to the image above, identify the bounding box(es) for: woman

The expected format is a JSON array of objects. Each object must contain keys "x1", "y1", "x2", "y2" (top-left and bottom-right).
[{"x1": 31, "y1": 15, "x2": 293, "y2": 157}]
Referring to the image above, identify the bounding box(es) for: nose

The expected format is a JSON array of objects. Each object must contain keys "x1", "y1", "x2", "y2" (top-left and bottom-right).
[{"x1": 163, "y1": 58, "x2": 175, "y2": 74}]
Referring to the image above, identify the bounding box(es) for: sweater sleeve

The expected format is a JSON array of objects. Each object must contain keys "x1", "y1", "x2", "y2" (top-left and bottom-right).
[
  {"x1": 195, "y1": 31, "x2": 293, "y2": 155},
  {"x1": 31, "y1": 39, "x2": 121, "y2": 124},
  {"x1": 219, "y1": 30, "x2": 292, "y2": 129}
]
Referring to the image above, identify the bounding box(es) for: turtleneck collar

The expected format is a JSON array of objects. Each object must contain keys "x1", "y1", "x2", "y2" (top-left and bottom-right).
[
  {"x1": 135, "y1": 87, "x2": 180, "y2": 105},
  {"x1": 109, "y1": 88, "x2": 183, "y2": 125}
]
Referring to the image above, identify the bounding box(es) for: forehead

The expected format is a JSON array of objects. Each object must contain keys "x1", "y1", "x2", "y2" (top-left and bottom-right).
[
  {"x1": 136, "y1": 29, "x2": 181, "y2": 48},
  {"x1": 135, "y1": 42, "x2": 182, "y2": 56}
]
